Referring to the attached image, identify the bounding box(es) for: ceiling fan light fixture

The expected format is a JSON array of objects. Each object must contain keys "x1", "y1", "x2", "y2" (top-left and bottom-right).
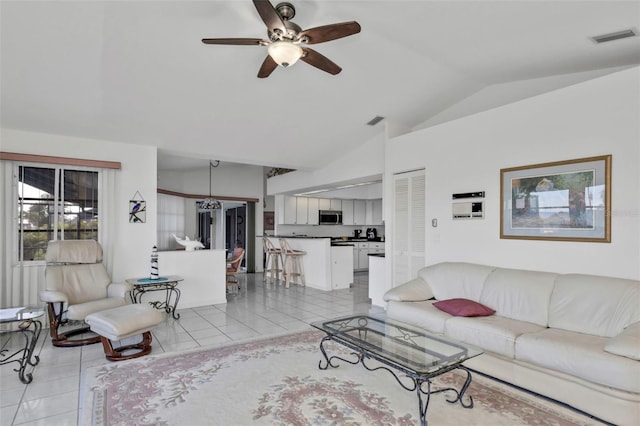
[{"x1": 268, "y1": 41, "x2": 303, "y2": 67}]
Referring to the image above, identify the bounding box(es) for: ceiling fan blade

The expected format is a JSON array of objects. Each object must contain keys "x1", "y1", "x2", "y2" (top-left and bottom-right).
[
  {"x1": 252, "y1": 0, "x2": 286, "y2": 35},
  {"x1": 257, "y1": 55, "x2": 278, "y2": 78},
  {"x1": 202, "y1": 38, "x2": 268, "y2": 46},
  {"x1": 300, "y1": 48, "x2": 342, "y2": 75},
  {"x1": 299, "y1": 21, "x2": 361, "y2": 44}
]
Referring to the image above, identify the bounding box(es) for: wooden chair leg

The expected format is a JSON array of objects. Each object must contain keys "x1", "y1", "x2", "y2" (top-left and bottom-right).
[
  {"x1": 100, "y1": 332, "x2": 153, "y2": 362},
  {"x1": 46, "y1": 303, "x2": 101, "y2": 347}
]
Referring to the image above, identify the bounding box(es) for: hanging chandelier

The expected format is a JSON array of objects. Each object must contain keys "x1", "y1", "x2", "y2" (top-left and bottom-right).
[{"x1": 199, "y1": 160, "x2": 221, "y2": 210}]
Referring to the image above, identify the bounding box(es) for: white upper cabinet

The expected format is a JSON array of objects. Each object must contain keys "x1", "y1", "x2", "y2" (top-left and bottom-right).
[
  {"x1": 353, "y1": 200, "x2": 366, "y2": 225},
  {"x1": 296, "y1": 197, "x2": 309, "y2": 224},
  {"x1": 318, "y1": 198, "x2": 331, "y2": 210},
  {"x1": 372, "y1": 199, "x2": 383, "y2": 225},
  {"x1": 276, "y1": 195, "x2": 382, "y2": 226},
  {"x1": 364, "y1": 199, "x2": 384, "y2": 225},
  {"x1": 307, "y1": 197, "x2": 319, "y2": 225},
  {"x1": 342, "y1": 199, "x2": 355, "y2": 225},
  {"x1": 281, "y1": 195, "x2": 297, "y2": 224}
]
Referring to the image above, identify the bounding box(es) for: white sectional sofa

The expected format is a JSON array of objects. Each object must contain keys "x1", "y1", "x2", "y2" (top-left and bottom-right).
[{"x1": 383, "y1": 262, "x2": 640, "y2": 426}]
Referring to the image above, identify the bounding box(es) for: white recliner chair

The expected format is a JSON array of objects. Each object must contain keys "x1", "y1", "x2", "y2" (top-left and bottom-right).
[{"x1": 39, "y1": 240, "x2": 131, "y2": 347}]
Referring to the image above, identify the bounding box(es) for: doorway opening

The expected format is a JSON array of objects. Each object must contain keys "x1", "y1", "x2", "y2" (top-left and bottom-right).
[{"x1": 197, "y1": 201, "x2": 248, "y2": 268}]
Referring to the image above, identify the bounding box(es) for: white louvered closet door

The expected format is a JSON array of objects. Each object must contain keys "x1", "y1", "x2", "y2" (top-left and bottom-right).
[{"x1": 392, "y1": 169, "x2": 425, "y2": 286}]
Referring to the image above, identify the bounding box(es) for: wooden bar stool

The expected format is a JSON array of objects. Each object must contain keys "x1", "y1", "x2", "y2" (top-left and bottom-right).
[
  {"x1": 263, "y1": 237, "x2": 283, "y2": 283},
  {"x1": 279, "y1": 239, "x2": 306, "y2": 288}
]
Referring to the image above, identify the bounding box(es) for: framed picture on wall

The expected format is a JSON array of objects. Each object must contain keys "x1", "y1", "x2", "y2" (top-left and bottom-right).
[
  {"x1": 500, "y1": 155, "x2": 611, "y2": 242},
  {"x1": 129, "y1": 191, "x2": 146, "y2": 223}
]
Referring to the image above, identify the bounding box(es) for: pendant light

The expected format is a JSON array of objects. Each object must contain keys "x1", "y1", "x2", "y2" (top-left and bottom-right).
[{"x1": 199, "y1": 160, "x2": 221, "y2": 210}]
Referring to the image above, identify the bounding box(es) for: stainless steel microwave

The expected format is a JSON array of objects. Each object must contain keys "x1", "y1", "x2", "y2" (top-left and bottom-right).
[{"x1": 319, "y1": 210, "x2": 343, "y2": 225}]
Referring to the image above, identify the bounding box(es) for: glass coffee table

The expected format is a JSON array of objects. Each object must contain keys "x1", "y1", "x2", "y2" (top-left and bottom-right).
[
  {"x1": 0, "y1": 306, "x2": 44, "y2": 384},
  {"x1": 311, "y1": 315, "x2": 483, "y2": 426}
]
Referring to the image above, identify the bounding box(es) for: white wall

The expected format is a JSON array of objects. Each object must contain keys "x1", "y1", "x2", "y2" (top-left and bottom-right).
[
  {"x1": 1, "y1": 128, "x2": 158, "y2": 284},
  {"x1": 267, "y1": 132, "x2": 386, "y2": 195},
  {"x1": 385, "y1": 67, "x2": 640, "y2": 280}
]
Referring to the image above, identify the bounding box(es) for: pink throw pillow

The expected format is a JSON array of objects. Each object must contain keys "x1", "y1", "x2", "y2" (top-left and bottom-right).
[{"x1": 433, "y1": 298, "x2": 495, "y2": 317}]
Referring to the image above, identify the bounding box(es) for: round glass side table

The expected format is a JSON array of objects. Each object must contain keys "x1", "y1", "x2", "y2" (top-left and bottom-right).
[{"x1": 0, "y1": 306, "x2": 44, "y2": 383}]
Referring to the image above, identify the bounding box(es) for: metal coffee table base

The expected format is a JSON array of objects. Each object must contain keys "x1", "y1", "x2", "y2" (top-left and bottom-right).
[{"x1": 318, "y1": 335, "x2": 474, "y2": 426}]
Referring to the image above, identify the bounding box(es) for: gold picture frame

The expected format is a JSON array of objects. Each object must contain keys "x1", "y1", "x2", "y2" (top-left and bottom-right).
[{"x1": 500, "y1": 155, "x2": 611, "y2": 242}]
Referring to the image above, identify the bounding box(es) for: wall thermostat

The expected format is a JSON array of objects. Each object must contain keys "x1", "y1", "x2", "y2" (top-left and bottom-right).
[{"x1": 452, "y1": 201, "x2": 484, "y2": 219}]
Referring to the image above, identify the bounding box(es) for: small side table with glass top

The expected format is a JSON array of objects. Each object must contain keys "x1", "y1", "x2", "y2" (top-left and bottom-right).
[{"x1": 0, "y1": 306, "x2": 44, "y2": 384}]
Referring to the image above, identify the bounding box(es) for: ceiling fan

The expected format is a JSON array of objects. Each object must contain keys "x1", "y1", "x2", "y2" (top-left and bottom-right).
[{"x1": 202, "y1": 0, "x2": 361, "y2": 78}]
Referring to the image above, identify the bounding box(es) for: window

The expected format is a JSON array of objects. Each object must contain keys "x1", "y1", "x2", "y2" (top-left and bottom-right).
[{"x1": 18, "y1": 165, "x2": 99, "y2": 261}]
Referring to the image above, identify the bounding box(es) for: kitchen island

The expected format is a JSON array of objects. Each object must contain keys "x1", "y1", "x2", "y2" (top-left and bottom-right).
[{"x1": 262, "y1": 236, "x2": 353, "y2": 291}]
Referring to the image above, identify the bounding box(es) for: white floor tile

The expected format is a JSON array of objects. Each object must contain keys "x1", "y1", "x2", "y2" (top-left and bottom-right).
[
  {"x1": 13, "y1": 391, "x2": 78, "y2": 425},
  {"x1": 3, "y1": 272, "x2": 371, "y2": 425}
]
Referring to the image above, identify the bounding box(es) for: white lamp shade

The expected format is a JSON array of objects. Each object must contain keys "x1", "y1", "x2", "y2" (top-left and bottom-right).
[{"x1": 267, "y1": 41, "x2": 303, "y2": 67}]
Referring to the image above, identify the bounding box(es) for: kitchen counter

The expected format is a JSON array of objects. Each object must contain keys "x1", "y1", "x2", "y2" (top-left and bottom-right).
[
  {"x1": 262, "y1": 236, "x2": 353, "y2": 291},
  {"x1": 259, "y1": 235, "x2": 330, "y2": 239}
]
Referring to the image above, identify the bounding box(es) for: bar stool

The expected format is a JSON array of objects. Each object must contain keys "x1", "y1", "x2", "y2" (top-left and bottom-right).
[
  {"x1": 263, "y1": 237, "x2": 283, "y2": 283},
  {"x1": 279, "y1": 239, "x2": 306, "y2": 288}
]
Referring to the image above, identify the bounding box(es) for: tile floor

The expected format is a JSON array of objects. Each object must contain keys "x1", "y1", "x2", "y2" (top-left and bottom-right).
[{"x1": 1, "y1": 272, "x2": 380, "y2": 425}]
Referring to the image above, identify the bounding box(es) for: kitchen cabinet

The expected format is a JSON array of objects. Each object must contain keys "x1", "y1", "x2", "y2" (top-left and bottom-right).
[
  {"x1": 342, "y1": 200, "x2": 354, "y2": 225},
  {"x1": 372, "y1": 199, "x2": 383, "y2": 225},
  {"x1": 283, "y1": 196, "x2": 297, "y2": 224},
  {"x1": 354, "y1": 242, "x2": 385, "y2": 271},
  {"x1": 318, "y1": 198, "x2": 331, "y2": 210},
  {"x1": 369, "y1": 241, "x2": 384, "y2": 253},
  {"x1": 307, "y1": 197, "x2": 319, "y2": 225},
  {"x1": 295, "y1": 197, "x2": 308, "y2": 224},
  {"x1": 353, "y1": 200, "x2": 366, "y2": 225},
  {"x1": 365, "y1": 199, "x2": 383, "y2": 225},
  {"x1": 276, "y1": 195, "x2": 382, "y2": 226},
  {"x1": 356, "y1": 242, "x2": 369, "y2": 271}
]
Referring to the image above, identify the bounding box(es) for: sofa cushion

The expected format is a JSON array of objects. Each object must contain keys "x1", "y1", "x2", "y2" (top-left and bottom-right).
[
  {"x1": 516, "y1": 328, "x2": 640, "y2": 393},
  {"x1": 386, "y1": 300, "x2": 449, "y2": 334},
  {"x1": 418, "y1": 262, "x2": 495, "y2": 302},
  {"x1": 479, "y1": 268, "x2": 557, "y2": 327},
  {"x1": 433, "y1": 298, "x2": 495, "y2": 317},
  {"x1": 549, "y1": 274, "x2": 640, "y2": 337},
  {"x1": 444, "y1": 315, "x2": 545, "y2": 358},
  {"x1": 384, "y1": 278, "x2": 433, "y2": 302},
  {"x1": 604, "y1": 322, "x2": 640, "y2": 360}
]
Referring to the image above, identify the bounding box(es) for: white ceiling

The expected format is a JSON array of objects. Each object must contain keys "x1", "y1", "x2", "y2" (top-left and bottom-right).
[{"x1": 2, "y1": 1, "x2": 639, "y2": 172}]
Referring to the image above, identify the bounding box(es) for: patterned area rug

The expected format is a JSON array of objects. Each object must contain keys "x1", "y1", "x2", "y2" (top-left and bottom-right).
[{"x1": 80, "y1": 329, "x2": 601, "y2": 426}]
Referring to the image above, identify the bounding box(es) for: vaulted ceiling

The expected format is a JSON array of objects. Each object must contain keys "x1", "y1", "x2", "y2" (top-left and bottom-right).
[{"x1": 2, "y1": 1, "x2": 639, "y2": 172}]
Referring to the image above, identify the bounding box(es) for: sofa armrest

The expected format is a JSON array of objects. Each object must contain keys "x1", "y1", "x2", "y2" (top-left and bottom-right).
[
  {"x1": 107, "y1": 282, "x2": 132, "y2": 299},
  {"x1": 39, "y1": 290, "x2": 68, "y2": 304},
  {"x1": 604, "y1": 321, "x2": 640, "y2": 360},
  {"x1": 383, "y1": 278, "x2": 434, "y2": 302}
]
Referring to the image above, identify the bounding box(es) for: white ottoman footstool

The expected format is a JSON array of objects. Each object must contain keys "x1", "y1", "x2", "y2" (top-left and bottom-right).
[{"x1": 85, "y1": 304, "x2": 164, "y2": 361}]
